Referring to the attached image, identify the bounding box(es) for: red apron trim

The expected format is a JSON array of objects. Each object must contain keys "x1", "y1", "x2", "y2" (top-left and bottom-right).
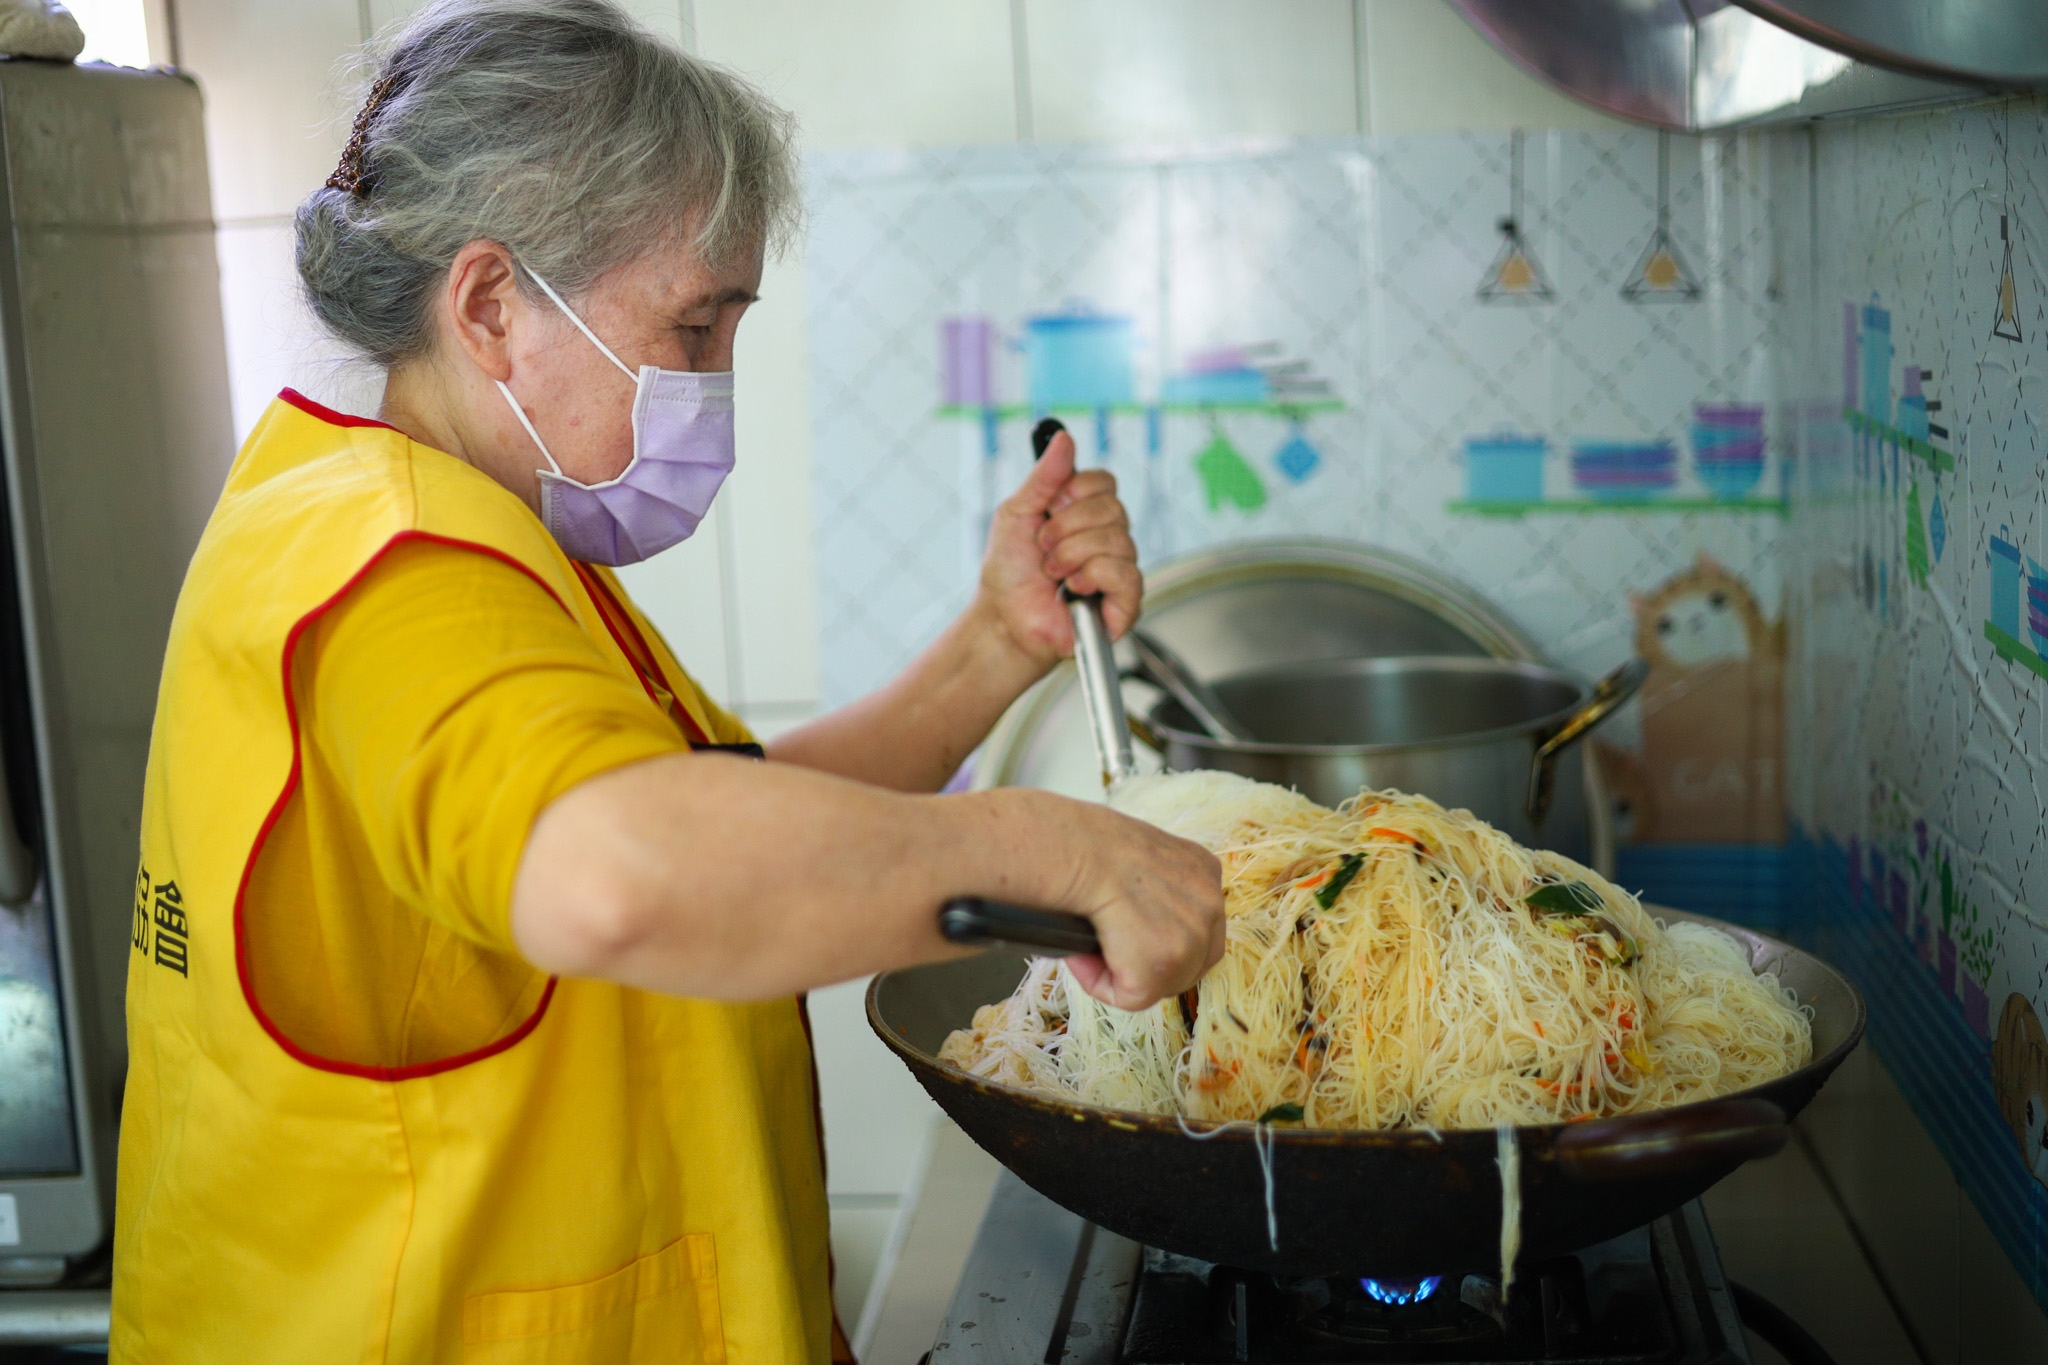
[
  {"x1": 568, "y1": 561, "x2": 713, "y2": 747},
  {"x1": 234, "y1": 530, "x2": 570, "y2": 1082},
  {"x1": 278, "y1": 387, "x2": 402, "y2": 433}
]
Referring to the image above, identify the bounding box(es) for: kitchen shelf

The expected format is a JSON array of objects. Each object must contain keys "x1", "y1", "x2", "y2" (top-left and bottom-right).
[
  {"x1": 1985, "y1": 622, "x2": 2048, "y2": 681},
  {"x1": 1844, "y1": 407, "x2": 1953, "y2": 473},
  {"x1": 936, "y1": 400, "x2": 1342, "y2": 419},
  {"x1": 1448, "y1": 496, "x2": 1788, "y2": 517}
]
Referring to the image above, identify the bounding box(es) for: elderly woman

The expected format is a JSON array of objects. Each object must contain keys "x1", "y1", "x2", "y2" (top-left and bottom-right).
[{"x1": 109, "y1": 1, "x2": 1222, "y2": 1361}]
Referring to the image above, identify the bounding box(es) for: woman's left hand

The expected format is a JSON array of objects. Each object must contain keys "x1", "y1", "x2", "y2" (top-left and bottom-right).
[{"x1": 978, "y1": 424, "x2": 1141, "y2": 667}]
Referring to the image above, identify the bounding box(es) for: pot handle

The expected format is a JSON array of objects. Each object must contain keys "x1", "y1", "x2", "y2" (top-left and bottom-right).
[
  {"x1": 1552, "y1": 1096, "x2": 1788, "y2": 1182},
  {"x1": 1526, "y1": 657, "x2": 1650, "y2": 824}
]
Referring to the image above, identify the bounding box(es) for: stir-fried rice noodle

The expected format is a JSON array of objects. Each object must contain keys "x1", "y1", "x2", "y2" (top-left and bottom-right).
[
  {"x1": 938, "y1": 772, "x2": 1812, "y2": 1130},
  {"x1": 933, "y1": 777, "x2": 1810, "y2": 1293},
  {"x1": 937, "y1": 773, "x2": 1812, "y2": 1292},
  {"x1": 1496, "y1": 1124, "x2": 1521, "y2": 1298}
]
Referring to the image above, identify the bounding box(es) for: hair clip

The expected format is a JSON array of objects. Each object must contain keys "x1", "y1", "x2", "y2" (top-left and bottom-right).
[{"x1": 326, "y1": 71, "x2": 402, "y2": 196}]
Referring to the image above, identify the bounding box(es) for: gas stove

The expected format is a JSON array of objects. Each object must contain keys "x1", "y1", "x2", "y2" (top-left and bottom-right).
[{"x1": 926, "y1": 1171, "x2": 1751, "y2": 1365}]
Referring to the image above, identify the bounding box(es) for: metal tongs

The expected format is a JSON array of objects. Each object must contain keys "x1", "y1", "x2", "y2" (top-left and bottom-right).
[{"x1": 937, "y1": 418, "x2": 1131, "y2": 959}]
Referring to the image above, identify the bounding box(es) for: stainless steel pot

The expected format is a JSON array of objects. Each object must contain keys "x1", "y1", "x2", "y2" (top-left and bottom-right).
[{"x1": 1142, "y1": 655, "x2": 1647, "y2": 860}]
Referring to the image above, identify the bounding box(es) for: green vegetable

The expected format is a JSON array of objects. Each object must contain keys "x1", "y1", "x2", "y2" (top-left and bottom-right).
[
  {"x1": 1315, "y1": 852, "x2": 1366, "y2": 910},
  {"x1": 1525, "y1": 881, "x2": 1601, "y2": 916},
  {"x1": 1257, "y1": 1102, "x2": 1305, "y2": 1124},
  {"x1": 1525, "y1": 882, "x2": 1639, "y2": 965}
]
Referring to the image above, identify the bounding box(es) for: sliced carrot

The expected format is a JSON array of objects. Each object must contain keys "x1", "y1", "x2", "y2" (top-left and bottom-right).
[
  {"x1": 1197, "y1": 1047, "x2": 1241, "y2": 1092},
  {"x1": 1367, "y1": 826, "x2": 1423, "y2": 846}
]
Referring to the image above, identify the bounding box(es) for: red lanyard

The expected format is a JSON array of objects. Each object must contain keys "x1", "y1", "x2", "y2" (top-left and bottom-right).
[{"x1": 569, "y1": 561, "x2": 711, "y2": 747}]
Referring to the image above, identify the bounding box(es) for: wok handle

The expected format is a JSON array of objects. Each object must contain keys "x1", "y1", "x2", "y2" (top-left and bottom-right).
[
  {"x1": 1552, "y1": 1096, "x2": 1788, "y2": 1182},
  {"x1": 1526, "y1": 657, "x2": 1650, "y2": 824},
  {"x1": 939, "y1": 896, "x2": 1103, "y2": 957}
]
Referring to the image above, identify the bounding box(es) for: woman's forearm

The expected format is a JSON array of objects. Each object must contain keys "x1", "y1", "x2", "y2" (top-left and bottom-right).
[
  {"x1": 766, "y1": 594, "x2": 1048, "y2": 791},
  {"x1": 515, "y1": 751, "x2": 1039, "y2": 996},
  {"x1": 510, "y1": 749, "x2": 1225, "y2": 1006}
]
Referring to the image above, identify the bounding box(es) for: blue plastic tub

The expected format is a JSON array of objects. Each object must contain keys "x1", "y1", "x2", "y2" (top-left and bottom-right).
[
  {"x1": 1464, "y1": 435, "x2": 1546, "y2": 503},
  {"x1": 1025, "y1": 311, "x2": 1135, "y2": 409}
]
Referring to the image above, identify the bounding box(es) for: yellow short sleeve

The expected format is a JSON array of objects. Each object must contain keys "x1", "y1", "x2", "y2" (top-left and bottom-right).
[{"x1": 297, "y1": 539, "x2": 688, "y2": 952}]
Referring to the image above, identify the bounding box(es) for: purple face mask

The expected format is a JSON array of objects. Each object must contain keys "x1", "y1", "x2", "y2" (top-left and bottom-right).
[{"x1": 494, "y1": 265, "x2": 735, "y2": 566}]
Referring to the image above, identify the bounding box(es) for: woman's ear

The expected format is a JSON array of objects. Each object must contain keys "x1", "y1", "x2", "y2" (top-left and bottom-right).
[{"x1": 443, "y1": 240, "x2": 521, "y2": 381}]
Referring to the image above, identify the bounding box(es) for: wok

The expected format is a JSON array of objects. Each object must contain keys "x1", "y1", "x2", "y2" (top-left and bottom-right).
[{"x1": 868, "y1": 906, "x2": 1864, "y2": 1278}]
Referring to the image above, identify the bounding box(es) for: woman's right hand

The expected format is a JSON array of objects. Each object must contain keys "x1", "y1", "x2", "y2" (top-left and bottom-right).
[{"x1": 1030, "y1": 795, "x2": 1226, "y2": 1011}]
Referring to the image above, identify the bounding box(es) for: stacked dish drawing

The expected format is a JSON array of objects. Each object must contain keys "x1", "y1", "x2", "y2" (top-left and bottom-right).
[
  {"x1": 1570, "y1": 440, "x2": 1678, "y2": 502},
  {"x1": 1692, "y1": 402, "x2": 1766, "y2": 500},
  {"x1": 1463, "y1": 433, "x2": 1547, "y2": 504}
]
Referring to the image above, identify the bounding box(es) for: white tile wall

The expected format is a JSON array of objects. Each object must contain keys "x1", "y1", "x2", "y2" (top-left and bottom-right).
[
  {"x1": 183, "y1": 0, "x2": 360, "y2": 224},
  {"x1": 805, "y1": 132, "x2": 1782, "y2": 713},
  {"x1": 1775, "y1": 92, "x2": 2048, "y2": 1343},
  {"x1": 1023, "y1": 0, "x2": 1360, "y2": 143},
  {"x1": 720, "y1": 254, "x2": 821, "y2": 711},
  {"x1": 696, "y1": 0, "x2": 1017, "y2": 150},
  {"x1": 1359, "y1": 1, "x2": 1629, "y2": 135}
]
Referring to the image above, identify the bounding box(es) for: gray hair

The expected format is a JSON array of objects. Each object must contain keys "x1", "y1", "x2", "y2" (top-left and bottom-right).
[{"x1": 295, "y1": 0, "x2": 800, "y2": 367}]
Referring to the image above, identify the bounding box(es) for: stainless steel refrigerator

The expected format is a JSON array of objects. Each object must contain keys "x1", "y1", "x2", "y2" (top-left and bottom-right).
[{"x1": 0, "y1": 56, "x2": 233, "y2": 1302}]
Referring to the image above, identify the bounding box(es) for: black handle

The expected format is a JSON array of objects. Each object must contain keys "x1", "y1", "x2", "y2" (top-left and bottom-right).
[
  {"x1": 1032, "y1": 418, "x2": 1088, "y2": 606},
  {"x1": 939, "y1": 896, "x2": 1103, "y2": 957},
  {"x1": 1031, "y1": 416, "x2": 1066, "y2": 461},
  {"x1": 1552, "y1": 1096, "x2": 1788, "y2": 1182}
]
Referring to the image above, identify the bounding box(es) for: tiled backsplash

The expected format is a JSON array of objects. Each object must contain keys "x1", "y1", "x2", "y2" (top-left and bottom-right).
[
  {"x1": 1778, "y1": 95, "x2": 2048, "y2": 1319},
  {"x1": 806, "y1": 131, "x2": 1785, "y2": 732}
]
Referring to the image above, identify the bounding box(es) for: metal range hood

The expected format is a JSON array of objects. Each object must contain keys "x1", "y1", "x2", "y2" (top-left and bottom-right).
[{"x1": 1448, "y1": 0, "x2": 2035, "y2": 132}]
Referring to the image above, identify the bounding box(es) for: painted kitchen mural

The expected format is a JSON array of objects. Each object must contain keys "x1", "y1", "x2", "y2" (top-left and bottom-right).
[
  {"x1": 805, "y1": 107, "x2": 2048, "y2": 1310},
  {"x1": 1774, "y1": 100, "x2": 2048, "y2": 1310},
  {"x1": 805, "y1": 130, "x2": 1783, "y2": 788}
]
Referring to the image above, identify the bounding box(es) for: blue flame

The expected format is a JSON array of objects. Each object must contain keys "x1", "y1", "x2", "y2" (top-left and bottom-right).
[{"x1": 1360, "y1": 1275, "x2": 1443, "y2": 1306}]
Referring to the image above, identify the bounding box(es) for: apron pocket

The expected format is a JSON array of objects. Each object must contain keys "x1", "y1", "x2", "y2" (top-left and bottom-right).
[{"x1": 462, "y1": 1233, "x2": 724, "y2": 1364}]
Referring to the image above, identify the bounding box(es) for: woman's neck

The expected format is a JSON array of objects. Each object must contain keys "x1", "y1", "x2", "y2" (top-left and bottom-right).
[{"x1": 378, "y1": 360, "x2": 543, "y2": 516}]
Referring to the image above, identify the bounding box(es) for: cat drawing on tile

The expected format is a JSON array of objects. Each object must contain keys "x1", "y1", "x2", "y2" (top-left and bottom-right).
[
  {"x1": 1994, "y1": 992, "x2": 2048, "y2": 1189},
  {"x1": 1632, "y1": 552, "x2": 1782, "y2": 667},
  {"x1": 1598, "y1": 552, "x2": 1784, "y2": 843}
]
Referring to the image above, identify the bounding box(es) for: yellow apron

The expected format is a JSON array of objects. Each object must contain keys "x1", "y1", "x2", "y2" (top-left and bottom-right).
[{"x1": 112, "y1": 391, "x2": 835, "y2": 1363}]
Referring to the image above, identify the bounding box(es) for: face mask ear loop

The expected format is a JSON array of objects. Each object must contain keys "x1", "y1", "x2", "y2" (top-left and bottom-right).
[
  {"x1": 494, "y1": 379, "x2": 566, "y2": 476},
  {"x1": 519, "y1": 263, "x2": 639, "y2": 382}
]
